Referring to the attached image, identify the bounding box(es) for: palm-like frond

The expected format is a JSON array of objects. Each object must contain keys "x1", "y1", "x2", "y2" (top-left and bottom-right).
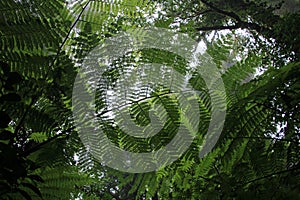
[{"x1": 1, "y1": 0, "x2": 299, "y2": 199}]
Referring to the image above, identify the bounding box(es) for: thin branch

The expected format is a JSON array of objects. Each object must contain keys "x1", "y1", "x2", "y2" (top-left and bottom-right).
[
  {"x1": 20, "y1": 133, "x2": 62, "y2": 157},
  {"x1": 198, "y1": 0, "x2": 270, "y2": 33},
  {"x1": 243, "y1": 167, "x2": 300, "y2": 185},
  {"x1": 47, "y1": 0, "x2": 91, "y2": 75},
  {"x1": 226, "y1": 136, "x2": 300, "y2": 144},
  {"x1": 12, "y1": 96, "x2": 38, "y2": 145},
  {"x1": 200, "y1": 0, "x2": 242, "y2": 22},
  {"x1": 196, "y1": 24, "x2": 240, "y2": 31},
  {"x1": 57, "y1": 1, "x2": 91, "y2": 54},
  {"x1": 20, "y1": 127, "x2": 73, "y2": 157}
]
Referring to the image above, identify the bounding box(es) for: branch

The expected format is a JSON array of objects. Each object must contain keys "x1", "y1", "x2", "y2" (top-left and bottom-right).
[
  {"x1": 196, "y1": 24, "x2": 240, "y2": 31},
  {"x1": 226, "y1": 136, "x2": 300, "y2": 144},
  {"x1": 12, "y1": 96, "x2": 39, "y2": 146},
  {"x1": 13, "y1": 97, "x2": 36, "y2": 136},
  {"x1": 20, "y1": 127, "x2": 73, "y2": 157},
  {"x1": 20, "y1": 134, "x2": 62, "y2": 157},
  {"x1": 57, "y1": 1, "x2": 91, "y2": 57},
  {"x1": 199, "y1": 0, "x2": 270, "y2": 33},
  {"x1": 200, "y1": 0, "x2": 242, "y2": 22},
  {"x1": 243, "y1": 167, "x2": 300, "y2": 185},
  {"x1": 47, "y1": 0, "x2": 91, "y2": 76}
]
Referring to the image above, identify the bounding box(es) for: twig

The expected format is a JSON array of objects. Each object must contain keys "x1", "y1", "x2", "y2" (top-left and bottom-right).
[
  {"x1": 47, "y1": 0, "x2": 91, "y2": 77},
  {"x1": 226, "y1": 136, "x2": 300, "y2": 144},
  {"x1": 12, "y1": 96, "x2": 38, "y2": 145},
  {"x1": 20, "y1": 127, "x2": 73, "y2": 157},
  {"x1": 243, "y1": 167, "x2": 300, "y2": 185},
  {"x1": 196, "y1": 24, "x2": 240, "y2": 31}
]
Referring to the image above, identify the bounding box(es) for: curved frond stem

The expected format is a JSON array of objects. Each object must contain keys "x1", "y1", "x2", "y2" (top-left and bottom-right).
[
  {"x1": 20, "y1": 127, "x2": 73, "y2": 157},
  {"x1": 225, "y1": 136, "x2": 300, "y2": 144},
  {"x1": 242, "y1": 166, "x2": 300, "y2": 186},
  {"x1": 47, "y1": 0, "x2": 91, "y2": 77}
]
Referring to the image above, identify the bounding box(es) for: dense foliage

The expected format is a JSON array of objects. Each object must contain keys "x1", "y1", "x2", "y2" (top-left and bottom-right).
[{"x1": 0, "y1": 0, "x2": 299, "y2": 199}]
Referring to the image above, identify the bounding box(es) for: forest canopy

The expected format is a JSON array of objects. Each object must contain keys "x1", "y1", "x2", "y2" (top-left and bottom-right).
[{"x1": 0, "y1": 0, "x2": 299, "y2": 199}]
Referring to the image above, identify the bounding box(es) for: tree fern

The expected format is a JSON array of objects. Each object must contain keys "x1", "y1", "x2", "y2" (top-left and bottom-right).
[{"x1": 1, "y1": 0, "x2": 300, "y2": 199}]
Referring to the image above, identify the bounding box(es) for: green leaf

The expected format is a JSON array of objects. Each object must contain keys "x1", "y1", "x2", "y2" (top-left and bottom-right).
[
  {"x1": 28, "y1": 175, "x2": 44, "y2": 183},
  {"x1": 18, "y1": 189, "x2": 32, "y2": 200},
  {"x1": 22, "y1": 183, "x2": 43, "y2": 198},
  {"x1": 29, "y1": 132, "x2": 48, "y2": 143}
]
